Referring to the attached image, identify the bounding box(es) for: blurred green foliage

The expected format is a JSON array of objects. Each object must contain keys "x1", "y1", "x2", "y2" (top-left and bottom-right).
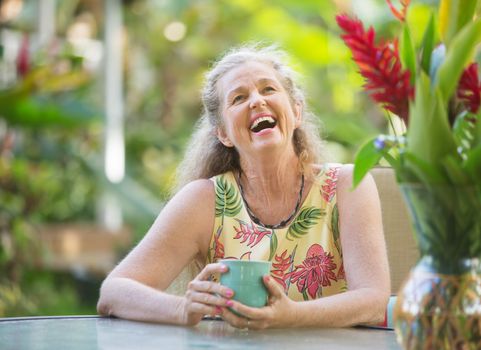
[{"x1": 1, "y1": 0, "x2": 433, "y2": 317}]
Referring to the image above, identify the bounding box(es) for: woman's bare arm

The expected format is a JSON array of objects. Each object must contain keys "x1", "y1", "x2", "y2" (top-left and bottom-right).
[{"x1": 96, "y1": 179, "x2": 229, "y2": 325}]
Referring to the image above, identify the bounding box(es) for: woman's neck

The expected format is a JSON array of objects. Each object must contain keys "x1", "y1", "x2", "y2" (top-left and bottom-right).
[{"x1": 239, "y1": 148, "x2": 301, "y2": 198}]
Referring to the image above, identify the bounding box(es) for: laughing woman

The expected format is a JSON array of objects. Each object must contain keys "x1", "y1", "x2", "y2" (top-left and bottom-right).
[{"x1": 97, "y1": 45, "x2": 390, "y2": 329}]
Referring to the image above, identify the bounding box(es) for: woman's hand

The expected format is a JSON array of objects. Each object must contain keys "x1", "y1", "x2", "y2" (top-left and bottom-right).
[
  {"x1": 181, "y1": 263, "x2": 235, "y2": 326},
  {"x1": 220, "y1": 275, "x2": 297, "y2": 330}
]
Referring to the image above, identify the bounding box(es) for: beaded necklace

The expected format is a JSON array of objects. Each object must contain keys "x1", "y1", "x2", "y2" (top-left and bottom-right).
[{"x1": 237, "y1": 172, "x2": 305, "y2": 229}]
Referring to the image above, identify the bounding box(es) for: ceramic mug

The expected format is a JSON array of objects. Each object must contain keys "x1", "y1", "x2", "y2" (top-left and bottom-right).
[{"x1": 219, "y1": 259, "x2": 271, "y2": 308}]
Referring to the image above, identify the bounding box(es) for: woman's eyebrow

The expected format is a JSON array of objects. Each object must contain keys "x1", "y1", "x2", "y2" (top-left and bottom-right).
[
  {"x1": 257, "y1": 78, "x2": 278, "y2": 85},
  {"x1": 226, "y1": 78, "x2": 279, "y2": 98},
  {"x1": 226, "y1": 85, "x2": 245, "y2": 98}
]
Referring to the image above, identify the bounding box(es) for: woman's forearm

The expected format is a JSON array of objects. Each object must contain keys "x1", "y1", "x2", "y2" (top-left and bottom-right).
[
  {"x1": 292, "y1": 288, "x2": 388, "y2": 328},
  {"x1": 97, "y1": 277, "x2": 187, "y2": 325}
]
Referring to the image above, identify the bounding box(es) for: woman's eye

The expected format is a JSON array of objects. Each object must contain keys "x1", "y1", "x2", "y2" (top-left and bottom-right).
[
  {"x1": 263, "y1": 86, "x2": 275, "y2": 93},
  {"x1": 232, "y1": 95, "x2": 244, "y2": 104}
]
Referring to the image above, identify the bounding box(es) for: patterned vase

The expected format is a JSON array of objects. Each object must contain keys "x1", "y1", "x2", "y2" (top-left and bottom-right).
[{"x1": 393, "y1": 184, "x2": 481, "y2": 349}]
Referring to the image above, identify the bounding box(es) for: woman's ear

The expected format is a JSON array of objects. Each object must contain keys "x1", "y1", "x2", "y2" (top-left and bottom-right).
[
  {"x1": 216, "y1": 127, "x2": 234, "y2": 147},
  {"x1": 294, "y1": 101, "x2": 303, "y2": 128}
]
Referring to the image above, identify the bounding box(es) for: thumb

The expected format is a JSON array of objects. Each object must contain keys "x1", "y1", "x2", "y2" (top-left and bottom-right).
[{"x1": 263, "y1": 275, "x2": 284, "y2": 298}]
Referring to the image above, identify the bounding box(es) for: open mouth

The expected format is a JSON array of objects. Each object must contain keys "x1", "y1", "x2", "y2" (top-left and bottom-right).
[{"x1": 250, "y1": 116, "x2": 277, "y2": 133}]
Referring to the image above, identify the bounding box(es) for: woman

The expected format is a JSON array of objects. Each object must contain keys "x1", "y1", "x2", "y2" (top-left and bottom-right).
[{"x1": 97, "y1": 45, "x2": 390, "y2": 329}]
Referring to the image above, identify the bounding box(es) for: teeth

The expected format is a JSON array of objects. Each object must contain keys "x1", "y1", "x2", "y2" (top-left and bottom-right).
[{"x1": 250, "y1": 116, "x2": 275, "y2": 130}]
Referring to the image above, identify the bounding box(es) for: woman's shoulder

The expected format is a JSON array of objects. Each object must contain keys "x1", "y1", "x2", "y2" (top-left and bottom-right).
[{"x1": 174, "y1": 178, "x2": 216, "y2": 204}]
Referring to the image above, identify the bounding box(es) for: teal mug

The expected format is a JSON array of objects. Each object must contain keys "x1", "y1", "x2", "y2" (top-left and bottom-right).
[{"x1": 219, "y1": 259, "x2": 271, "y2": 308}]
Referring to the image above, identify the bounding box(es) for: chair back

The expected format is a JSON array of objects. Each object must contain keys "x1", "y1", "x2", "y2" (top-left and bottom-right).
[{"x1": 371, "y1": 167, "x2": 419, "y2": 293}]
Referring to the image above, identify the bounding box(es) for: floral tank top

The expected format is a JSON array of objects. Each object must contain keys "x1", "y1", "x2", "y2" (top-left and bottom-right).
[{"x1": 206, "y1": 163, "x2": 347, "y2": 301}]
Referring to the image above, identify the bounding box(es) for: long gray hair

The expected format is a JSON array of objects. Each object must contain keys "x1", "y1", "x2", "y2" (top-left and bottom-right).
[{"x1": 174, "y1": 44, "x2": 324, "y2": 191}]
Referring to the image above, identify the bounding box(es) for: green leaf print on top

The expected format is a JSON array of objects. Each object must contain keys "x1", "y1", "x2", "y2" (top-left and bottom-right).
[
  {"x1": 286, "y1": 207, "x2": 324, "y2": 241},
  {"x1": 215, "y1": 175, "x2": 242, "y2": 217},
  {"x1": 331, "y1": 203, "x2": 341, "y2": 255},
  {"x1": 269, "y1": 231, "x2": 278, "y2": 261}
]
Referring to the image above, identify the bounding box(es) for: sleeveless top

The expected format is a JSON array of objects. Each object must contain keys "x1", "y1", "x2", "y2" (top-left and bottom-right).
[{"x1": 205, "y1": 163, "x2": 348, "y2": 301}]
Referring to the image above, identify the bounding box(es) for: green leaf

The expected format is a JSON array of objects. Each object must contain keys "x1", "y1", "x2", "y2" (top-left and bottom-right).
[
  {"x1": 440, "y1": 0, "x2": 478, "y2": 47},
  {"x1": 268, "y1": 231, "x2": 278, "y2": 261},
  {"x1": 473, "y1": 113, "x2": 481, "y2": 147},
  {"x1": 436, "y1": 18, "x2": 481, "y2": 103},
  {"x1": 442, "y1": 155, "x2": 470, "y2": 185},
  {"x1": 456, "y1": 1, "x2": 478, "y2": 34},
  {"x1": 464, "y1": 145, "x2": 481, "y2": 183},
  {"x1": 403, "y1": 152, "x2": 448, "y2": 185},
  {"x1": 286, "y1": 207, "x2": 324, "y2": 241},
  {"x1": 0, "y1": 94, "x2": 98, "y2": 128},
  {"x1": 400, "y1": 24, "x2": 416, "y2": 85},
  {"x1": 420, "y1": 13, "x2": 436, "y2": 75},
  {"x1": 352, "y1": 137, "x2": 383, "y2": 188},
  {"x1": 407, "y1": 73, "x2": 457, "y2": 173},
  {"x1": 453, "y1": 111, "x2": 476, "y2": 153},
  {"x1": 215, "y1": 175, "x2": 242, "y2": 217}
]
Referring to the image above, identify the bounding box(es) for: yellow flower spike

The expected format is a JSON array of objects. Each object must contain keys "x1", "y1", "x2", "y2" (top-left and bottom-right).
[
  {"x1": 439, "y1": 0, "x2": 478, "y2": 47},
  {"x1": 438, "y1": 0, "x2": 451, "y2": 43}
]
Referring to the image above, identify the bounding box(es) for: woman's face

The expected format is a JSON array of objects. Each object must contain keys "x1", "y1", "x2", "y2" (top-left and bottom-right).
[{"x1": 216, "y1": 61, "x2": 301, "y2": 158}]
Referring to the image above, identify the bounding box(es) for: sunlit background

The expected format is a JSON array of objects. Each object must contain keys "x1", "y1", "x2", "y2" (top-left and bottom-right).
[{"x1": 0, "y1": 0, "x2": 436, "y2": 316}]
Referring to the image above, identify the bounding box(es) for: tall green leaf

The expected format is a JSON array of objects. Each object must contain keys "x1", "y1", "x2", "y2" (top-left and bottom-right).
[
  {"x1": 286, "y1": 207, "x2": 323, "y2": 241},
  {"x1": 400, "y1": 24, "x2": 416, "y2": 85},
  {"x1": 215, "y1": 175, "x2": 242, "y2": 217},
  {"x1": 464, "y1": 145, "x2": 481, "y2": 184},
  {"x1": 439, "y1": 0, "x2": 478, "y2": 47},
  {"x1": 420, "y1": 13, "x2": 436, "y2": 75},
  {"x1": 407, "y1": 73, "x2": 457, "y2": 180},
  {"x1": 436, "y1": 18, "x2": 481, "y2": 103}
]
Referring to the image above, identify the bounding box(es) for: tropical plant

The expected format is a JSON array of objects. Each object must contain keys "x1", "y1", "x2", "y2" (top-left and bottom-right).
[
  {"x1": 337, "y1": 0, "x2": 481, "y2": 188},
  {"x1": 336, "y1": 0, "x2": 481, "y2": 262}
]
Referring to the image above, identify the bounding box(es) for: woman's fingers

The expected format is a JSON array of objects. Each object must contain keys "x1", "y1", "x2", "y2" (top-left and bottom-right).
[
  {"x1": 220, "y1": 307, "x2": 251, "y2": 329},
  {"x1": 196, "y1": 262, "x2": 228, "y2": 281},
  {"x1": 188, "y1": 289, "x2": 234, "y2": 307},
  {"x1": 187, "y1": 279, "x2": 233, "y2": 299},
  {"x1": 263, "y1": 275, "x2": 284, "y2": 299},
  {"x1": 189, "y1": 301, "x2": 223, "y2": 316}
]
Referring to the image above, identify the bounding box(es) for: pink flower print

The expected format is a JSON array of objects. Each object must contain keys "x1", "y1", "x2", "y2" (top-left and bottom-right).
[
  {"x1": 271, "y1": 249, "x2": 293, "y2": 290},
  {"x1": 321, "y1": 179, "x2": 337, "y2": 202},
  {"x1": 287, "y1": 244, "x2": 338, "y2": 299},
  {"x1": 321, "y1": 166, "x2": 340, "y2": 202},
  {"x1": 213, "y1": 232, "x2": 225, "y2": 260},
  {"x1": 233, "y1": 221, "x2": 271, "y2": 248},
  {"x1": 337, "y1": 261, "x2": 346, "y2": 280}
]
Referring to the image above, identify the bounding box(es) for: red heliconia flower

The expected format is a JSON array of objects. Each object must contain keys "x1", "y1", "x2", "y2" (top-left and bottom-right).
[
  {"x1": 457, "y1": 62, "x2": 481, "y2": 118},
  {"x1": 336, "y1": 14, "x2": 414, "y2": 125},
  {"x1": 386, "y1": 0, "x2": 411, "y2": 22}
]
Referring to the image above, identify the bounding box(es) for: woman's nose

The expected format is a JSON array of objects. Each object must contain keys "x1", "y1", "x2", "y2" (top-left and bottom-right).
[{"x1": 249, "y1": 91, "x2": 266, "y2": 109}]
